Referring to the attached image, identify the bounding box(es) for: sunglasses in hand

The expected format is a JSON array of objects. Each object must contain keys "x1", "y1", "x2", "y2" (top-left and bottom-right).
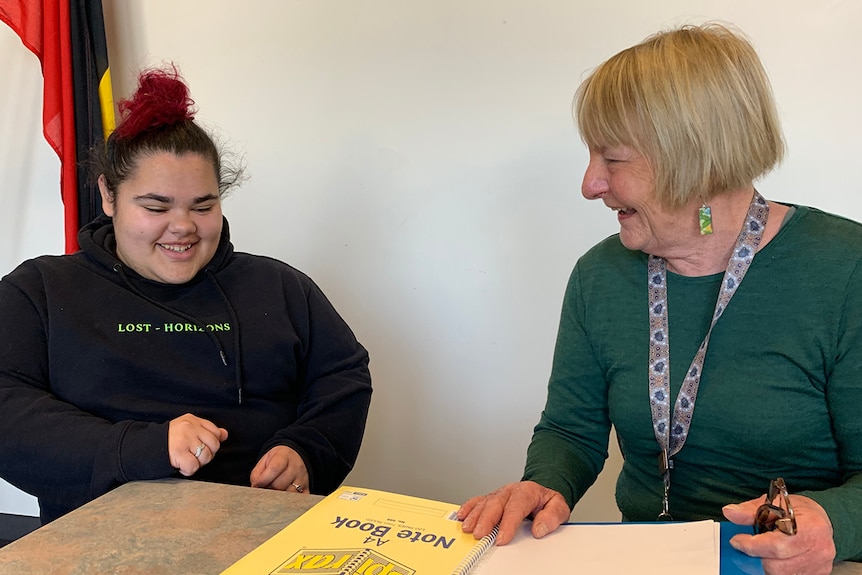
[{"x1": 754, "y1": 477, "x2": 797, "y2": 536}]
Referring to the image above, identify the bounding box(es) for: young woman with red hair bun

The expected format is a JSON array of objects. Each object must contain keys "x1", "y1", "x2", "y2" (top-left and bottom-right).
[{"x1": 0, "y1": 66, "x2": 372, "y2": 524}]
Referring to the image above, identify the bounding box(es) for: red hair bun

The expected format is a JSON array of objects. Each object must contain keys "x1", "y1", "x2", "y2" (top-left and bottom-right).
[{"x1": 114, "y1": 65, "x2": 196, "y2": 139}]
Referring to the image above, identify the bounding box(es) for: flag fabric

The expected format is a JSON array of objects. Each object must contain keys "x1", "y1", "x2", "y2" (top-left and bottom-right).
[
  {"x1": 0, "y1": 0, "x2": 115, "y2": 254},
  {"x1": 69, "y1": 0, "x2": 114, "y2": 238}
]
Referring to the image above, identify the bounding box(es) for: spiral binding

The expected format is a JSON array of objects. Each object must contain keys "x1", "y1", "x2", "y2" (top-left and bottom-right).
[
  {"x1": 451, "y1": 524, "x2": 499, "y2": 575},
  {"x1": 337, "y1": 549, "x2": 371, "y2": 575}
]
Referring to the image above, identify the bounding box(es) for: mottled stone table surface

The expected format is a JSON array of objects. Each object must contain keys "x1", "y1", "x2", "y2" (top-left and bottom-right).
[
  {"x1": 0, "y1": 479, "x2": 859, "y2": 574},
  {"x1": 0, "y1": 479, "x2": 322, "y2": 575}
]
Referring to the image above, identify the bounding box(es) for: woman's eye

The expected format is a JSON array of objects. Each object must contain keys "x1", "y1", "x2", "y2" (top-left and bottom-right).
[{"x1": 194, "y1": 206, "x2": 214, "y2": 213}]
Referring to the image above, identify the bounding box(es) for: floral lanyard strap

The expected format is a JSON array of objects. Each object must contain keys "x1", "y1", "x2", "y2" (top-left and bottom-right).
[{"x1": 647, "y1": 190, "x2": 768, "y2": 520}]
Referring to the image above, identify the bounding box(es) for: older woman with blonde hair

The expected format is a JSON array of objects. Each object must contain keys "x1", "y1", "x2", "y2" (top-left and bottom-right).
[{"x1": 459, "y1": 23, "x2": 862, "y2": 575}]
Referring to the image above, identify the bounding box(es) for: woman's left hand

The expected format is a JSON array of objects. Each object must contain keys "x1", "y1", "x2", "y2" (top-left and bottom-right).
[
  {"x1": 723, "y1": 494, "x2": 836, "y2": 575},
  {"x1": 250, "y1": 445, "x2": 310, "y2": 494}
]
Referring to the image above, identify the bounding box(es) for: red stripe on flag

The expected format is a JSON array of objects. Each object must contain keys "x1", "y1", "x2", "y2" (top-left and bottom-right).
[{"x1": 1, "y1": 0, "x2": 80, "y2": 253}]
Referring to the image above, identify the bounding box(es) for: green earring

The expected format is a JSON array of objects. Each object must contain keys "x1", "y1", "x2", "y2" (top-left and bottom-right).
[{"x1": 699, "y1": 204, "x2": 713, "y2": 235}]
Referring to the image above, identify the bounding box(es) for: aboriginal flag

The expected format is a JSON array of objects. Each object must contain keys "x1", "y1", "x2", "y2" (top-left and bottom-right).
[{"x1": 0, "y1": 0, "x2": 115, "y2": 253}]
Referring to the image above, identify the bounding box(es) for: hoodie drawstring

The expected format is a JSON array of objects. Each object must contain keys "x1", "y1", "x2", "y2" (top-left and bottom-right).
[
  {"x1": 207, "y1": 270, "x2": 244, "y2": 405},
  {"x1": 112, "y1": 262, "x2": 244, "y2": 404}
]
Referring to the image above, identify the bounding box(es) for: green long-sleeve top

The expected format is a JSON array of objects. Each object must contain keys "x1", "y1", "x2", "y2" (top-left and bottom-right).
[{"x1": 524, "y1": 205, "x2": 862, "y2": 561}]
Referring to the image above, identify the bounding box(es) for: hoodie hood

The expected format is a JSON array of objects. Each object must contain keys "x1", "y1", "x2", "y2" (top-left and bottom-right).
[
  {"x1": 77, "y1": 214, "x2": 245, "y2": 403},
  {"x1": 77, "y1": 214, "x2": 235, "y2": 283}
]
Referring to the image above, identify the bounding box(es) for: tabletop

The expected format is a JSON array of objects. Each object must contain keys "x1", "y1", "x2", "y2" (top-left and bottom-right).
[
  {"x1": 0, "y1": 479, "x2": 322, "y2": 575},
  {"x1": 0, "y1": 479, "x2": 859, "y2": 575}
]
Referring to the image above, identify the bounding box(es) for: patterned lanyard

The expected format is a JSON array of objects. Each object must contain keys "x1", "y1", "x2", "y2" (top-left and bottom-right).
[{"x1": 647, "y1": 190, "x2": 769, "y2": 520}]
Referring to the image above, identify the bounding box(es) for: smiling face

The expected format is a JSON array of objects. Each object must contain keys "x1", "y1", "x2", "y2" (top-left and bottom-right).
[
  {"x1": 581, "y1": 145, "x2": 695, "y2": 257},
  {"x1": 99, "y1": 151, "x2": 223, "y2": 284}
]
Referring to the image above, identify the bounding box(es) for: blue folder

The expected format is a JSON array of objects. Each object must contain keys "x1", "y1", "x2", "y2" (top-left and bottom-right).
[{"x1": 720, "y1": 523, "x2": 764, "y2": 575}]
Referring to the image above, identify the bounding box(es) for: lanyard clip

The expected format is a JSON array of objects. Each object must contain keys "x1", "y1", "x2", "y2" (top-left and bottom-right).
[
  {"x1": 657, "y1": 449, "x2": 673, "y2": 476},
  {"x1": 657, "y1": 449, "x2": 674, "y2": 521}
]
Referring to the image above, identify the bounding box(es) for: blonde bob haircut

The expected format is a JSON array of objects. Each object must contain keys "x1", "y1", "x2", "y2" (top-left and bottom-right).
[{"x1": 575, "y1": 23, "x2": 785, "y2": 208}]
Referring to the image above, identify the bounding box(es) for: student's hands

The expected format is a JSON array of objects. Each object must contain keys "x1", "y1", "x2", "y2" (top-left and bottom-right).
[
  {"x1": 457, "y1": 481, "x2": 570, "y2": 545},
  {"x1": 168, "y1": 413, "x2": 229, "y2": 476},
  {"x1": 250, "y1": 445, "x2": 310, "y2": 494},
  {"x1": 723, "y1": 494, "x2": 835, "y2": 575}
]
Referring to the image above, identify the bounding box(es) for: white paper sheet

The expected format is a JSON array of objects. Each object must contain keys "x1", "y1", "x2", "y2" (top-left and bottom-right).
[{"x1": 471, "y1": 520, "x2": 720, "y2": 575}]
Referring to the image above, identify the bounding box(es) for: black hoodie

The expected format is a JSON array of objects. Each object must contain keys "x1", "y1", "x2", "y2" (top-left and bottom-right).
[{"x1": 0, "y1": 215, "x2": 372, "y2": 523}]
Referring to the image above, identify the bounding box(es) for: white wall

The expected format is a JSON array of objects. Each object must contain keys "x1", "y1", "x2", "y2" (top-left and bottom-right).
[
  {"x1": 0, "y1": 24, "x2": 63, "y2": 516},
  {"x1": 2, "y1": 1, "x2": 861, "y2": 522}
]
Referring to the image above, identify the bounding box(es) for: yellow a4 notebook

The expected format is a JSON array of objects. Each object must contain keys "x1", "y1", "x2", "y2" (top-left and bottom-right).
[{"x1": 220, "y1": 486, "x2": 497, "y2": 575}]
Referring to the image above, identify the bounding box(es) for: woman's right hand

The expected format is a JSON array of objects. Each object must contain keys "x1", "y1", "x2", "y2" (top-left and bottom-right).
[
  {"x1": 457, "y1": 481, "x2": 571, "y2": 545},
  {"x1": 168, "y1": 413, "x2": 229, "y2": 476}
]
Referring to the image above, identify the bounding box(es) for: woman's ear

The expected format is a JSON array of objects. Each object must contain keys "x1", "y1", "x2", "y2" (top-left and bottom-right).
[{"x1": 98, "y1": 175, "x2": 115, "y2": 217}]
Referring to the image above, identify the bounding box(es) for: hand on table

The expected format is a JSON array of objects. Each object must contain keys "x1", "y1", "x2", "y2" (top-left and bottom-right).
[
  {"x1": 168, "y1": 413, "x2": 229, "y2": 476},
  {"x1": 723, "y1": 493, "x2": 835, "y2": 575},
  {"x1": 250, "y1": 445, "x2": 310, "y2": 494},
  {"x1": 457, "y1": 480, "x2": 570, "y2": 545}
]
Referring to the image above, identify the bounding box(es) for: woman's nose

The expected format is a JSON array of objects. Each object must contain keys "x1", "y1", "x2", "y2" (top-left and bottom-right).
[
  {"x1": 582, "y1": 159, "x2": 609, "y2": 200},
  {"x1": 168, "y1": 211, "x2": 196, "y2": 234}
]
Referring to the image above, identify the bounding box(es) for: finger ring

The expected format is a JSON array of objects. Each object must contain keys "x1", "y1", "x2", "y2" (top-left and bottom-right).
[
  {"x1": 194, "y1": 443, "x2": 205, "y2": 459},
  {"x1": 291, "y1": 482, "x2": 303, "y2": 493}
]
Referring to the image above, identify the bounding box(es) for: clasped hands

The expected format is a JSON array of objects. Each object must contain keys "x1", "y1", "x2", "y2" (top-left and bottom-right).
[
  {"x1": 167, "y1": 413, "x2": 309, "y2": 493},
  {"x1": 457, "y1": 481, "x2": 836, "y2": 575}
]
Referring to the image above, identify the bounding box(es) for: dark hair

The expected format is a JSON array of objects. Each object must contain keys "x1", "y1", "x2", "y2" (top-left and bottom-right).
[{"x1": 93, "y1": 65, "x2": 243, "y2": 199}]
